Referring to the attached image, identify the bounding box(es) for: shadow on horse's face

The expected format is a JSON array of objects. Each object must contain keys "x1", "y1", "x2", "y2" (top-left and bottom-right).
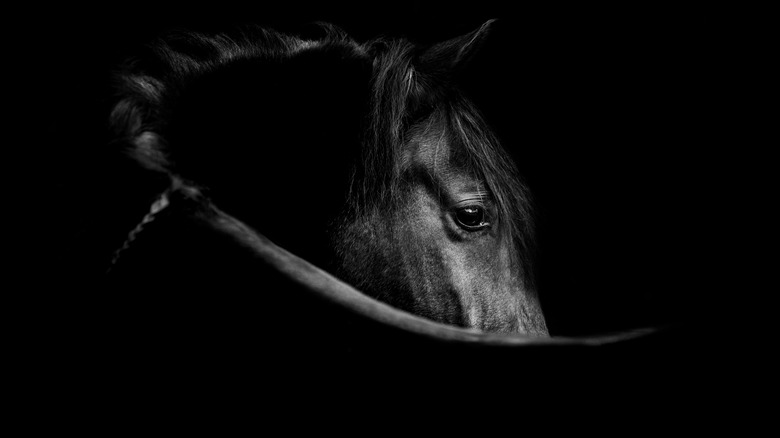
[{"x1": 335, "y1": 118, "x2": 548, "y2": 335}]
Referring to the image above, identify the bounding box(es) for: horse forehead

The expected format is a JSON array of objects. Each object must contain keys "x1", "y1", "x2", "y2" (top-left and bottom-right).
[
  {"x1": 402, "y1": 129, "x2": 485, "y2": 193},
  {"x1": 402, "y1": 127, "x2": 454, "y2": 175}
]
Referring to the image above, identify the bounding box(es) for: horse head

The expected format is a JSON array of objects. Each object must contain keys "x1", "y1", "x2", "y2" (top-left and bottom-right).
[
  {"x1": 334, "y1": 21, "x2": 546, "y2": 333},
  {"x1": 109, "y1": 21, "x2": 548, "y2": 337}
]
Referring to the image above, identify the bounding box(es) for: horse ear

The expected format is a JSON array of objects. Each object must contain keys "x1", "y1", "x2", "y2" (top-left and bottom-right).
[{"x1": 416, "y1": 19, "x2": 496, "y2": 75}]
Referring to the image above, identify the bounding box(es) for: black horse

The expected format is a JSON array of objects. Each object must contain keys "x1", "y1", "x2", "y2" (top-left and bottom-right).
[{"x1": 100, "y1": 21, "x2": 563, "y2": 337}]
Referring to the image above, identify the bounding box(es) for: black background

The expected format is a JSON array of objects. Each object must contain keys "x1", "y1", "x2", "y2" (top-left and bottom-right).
[
  {"x1": 14, "y1": 1, "x2": 768, "y2": 427},
  {"x1": 30, "y1": 2, "x2": 750, "y2": 337}
]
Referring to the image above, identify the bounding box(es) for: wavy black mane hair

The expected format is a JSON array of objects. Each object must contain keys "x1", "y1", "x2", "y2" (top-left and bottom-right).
[{"x1": 107, "y1": 22, "x2": 535, "y2": 287}]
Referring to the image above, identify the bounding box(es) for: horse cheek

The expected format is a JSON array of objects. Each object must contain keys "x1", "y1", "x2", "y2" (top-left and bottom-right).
[{"x1": 398, "y1": 193, "x2": 466, "y2": 326}]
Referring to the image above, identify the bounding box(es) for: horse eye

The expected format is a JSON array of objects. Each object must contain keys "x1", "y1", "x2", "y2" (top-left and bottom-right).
[{"x1": 454, "y1": 206, "x2": 488, "y2": 231}]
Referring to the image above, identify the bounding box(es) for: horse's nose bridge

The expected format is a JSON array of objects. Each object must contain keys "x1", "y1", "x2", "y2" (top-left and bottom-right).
[
  {"x1": 466, "y1": 284, "x2": 523, "y2": 332},
  {"x1": 462, "y1": 294, "x2": 488, "y2": 330},
  {"x1": 434, "y1": 240, "x2": 491, "y2": 330},
  {"x1": 449, "y1": 243, "x2": 532, "y2": 332}
]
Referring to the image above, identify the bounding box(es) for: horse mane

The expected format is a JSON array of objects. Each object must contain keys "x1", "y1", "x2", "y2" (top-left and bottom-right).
[
  {"x1": 109, "y1": 23, "x2": 365, "y2": 175},
  {"x1": 108, "y1": 22, "x2": 536, "y2": 289}
]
